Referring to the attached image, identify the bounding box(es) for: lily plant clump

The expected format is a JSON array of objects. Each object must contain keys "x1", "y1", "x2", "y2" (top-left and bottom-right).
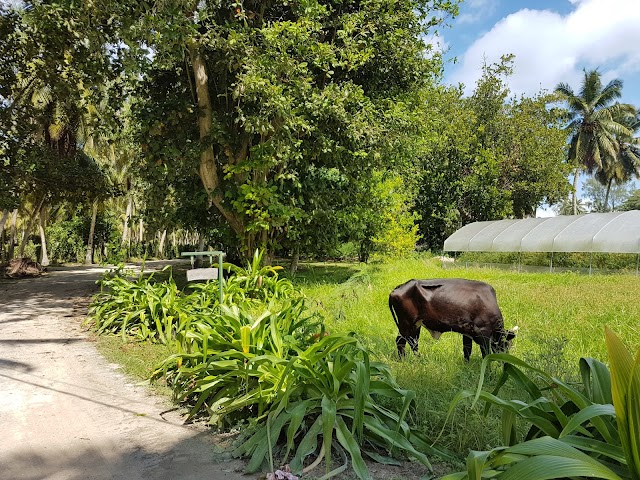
[{"x1": 87, "y1": 252, "x2": 445, "y2": 479}]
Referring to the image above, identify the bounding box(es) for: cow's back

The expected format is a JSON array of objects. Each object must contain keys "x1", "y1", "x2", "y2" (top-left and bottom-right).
[{"x1": 417, "y1": 279, "x2": 502, "y2": 336}]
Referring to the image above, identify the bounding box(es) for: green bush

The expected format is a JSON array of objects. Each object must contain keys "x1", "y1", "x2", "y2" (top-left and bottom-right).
[
  {"x1": 153, "y1": 303, "x2": 443, "y2": 478},
  {"x1": 443, "y1": 329, "x2": 640, "y2": 479},
  {"x1": 88, "y1": 267, "x2": 191, "y2": 342},
  {"x1": 47, "y1": 219, "x2": 86, "y2": 263}
]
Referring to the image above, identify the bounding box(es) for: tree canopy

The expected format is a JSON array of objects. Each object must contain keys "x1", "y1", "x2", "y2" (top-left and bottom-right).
[
  {"x1": 415, "y1": 57, "x2": 571, "y2": 249},
  {"x1": 3, "y1": 0, "x2": 637, "y2": 265}
]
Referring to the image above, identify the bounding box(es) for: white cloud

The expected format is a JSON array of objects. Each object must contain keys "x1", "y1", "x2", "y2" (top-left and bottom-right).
[{"x1": 449, "y1": 0, "x2": 640, "y2": 100}]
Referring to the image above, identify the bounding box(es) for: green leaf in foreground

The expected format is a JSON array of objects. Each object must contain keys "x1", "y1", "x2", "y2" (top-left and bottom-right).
[{"x1": 606, "y1": 327, "x2": 640, "y2": 480}]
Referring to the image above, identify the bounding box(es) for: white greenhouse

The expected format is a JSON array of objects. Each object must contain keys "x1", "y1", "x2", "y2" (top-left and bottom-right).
[{"x1": 443, "y1": 211, "x2": 640, "y2": 273}]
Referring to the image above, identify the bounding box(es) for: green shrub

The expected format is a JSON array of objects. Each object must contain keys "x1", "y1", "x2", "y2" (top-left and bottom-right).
[
  {"x1": 87, "y1": 252, "x2": 302, "y2": 343},
  {"x1": 232, "y1": 333, "x2": 443, "y2": 478},
  {"x1": 88, "y1": 267, "x2": 190, "y2": 342},
  {"x1": 153, "y1": 299, "x2": 324, "y2": 425},
  {"x1": 47, "y1": 219, "x2": 86, "y2": 263},
  {"x1": 152, "y1": 301, "x2": 443, "y2": 478},
  {"x1": 443, "y1": 329, "x2": 640, "y2": 479}
]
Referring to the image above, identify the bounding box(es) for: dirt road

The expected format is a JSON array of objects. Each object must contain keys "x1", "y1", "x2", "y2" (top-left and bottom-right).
[{"x1": 0, "y1": 264, "x2": 253, "y2": 480}]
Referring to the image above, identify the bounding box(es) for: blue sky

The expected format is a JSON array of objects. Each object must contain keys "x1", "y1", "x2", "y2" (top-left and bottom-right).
[
  {"x1": 435, "y1": 0, "x2": 640, "y2": 215},
  {"x1": 440, "y1": 0, "x2": 640, "y2": 107}
]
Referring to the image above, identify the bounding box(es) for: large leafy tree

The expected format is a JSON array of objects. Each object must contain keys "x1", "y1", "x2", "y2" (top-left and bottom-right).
[
  {"x1": 554, "y1": 69, "x2": 636, "y2": 214},
  {"x1": 621, "y1": 189, "x2": 640, "y2": 211},
  {"x1": 120, "y1": 0, "x2": 459, "y2": 258},
  {"x1": 416, "y1": 57, "x2": 570, "y2": 249},
  {"x1": 583, "y1": 176, "x2": 634, "y2": 212}
]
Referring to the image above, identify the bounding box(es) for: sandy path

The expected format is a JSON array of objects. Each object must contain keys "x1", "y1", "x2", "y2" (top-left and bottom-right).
[{"x1": 0, "y1": 264, "x2": 254, "y2": 480}]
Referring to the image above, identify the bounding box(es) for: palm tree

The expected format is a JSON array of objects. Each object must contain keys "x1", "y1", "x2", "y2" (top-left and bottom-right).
[
  {"x1": 554, "y1": 69, "x2": 636, "y2": 214},
  {"x1": 553, "y1": 196, "x2": 588, "y2": 215},
  {"x1": 595, "y1": 110, "x2": 640, "y2": 210}
]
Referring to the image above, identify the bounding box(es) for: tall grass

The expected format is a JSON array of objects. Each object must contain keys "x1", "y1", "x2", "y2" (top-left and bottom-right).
[{"x1": 291, "y1": 255, "x2": 640, "y2": 455}]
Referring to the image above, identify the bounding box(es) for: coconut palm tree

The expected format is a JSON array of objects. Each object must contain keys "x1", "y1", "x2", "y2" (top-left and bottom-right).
[
  {"x1": 554, "y1": 69, "x2": 636, "y2": 214},
  {"x1": 595, "y1": 110, "x2": 640, "y2": 210}
]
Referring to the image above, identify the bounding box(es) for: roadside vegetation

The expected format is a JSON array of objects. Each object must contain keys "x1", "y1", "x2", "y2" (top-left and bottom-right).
[
  {"x1": 89, "y1": 253, "x2": 449, "y2": 479},
  {"x1": 90, "y1": 254, "x2": 640, "y2": 478}
]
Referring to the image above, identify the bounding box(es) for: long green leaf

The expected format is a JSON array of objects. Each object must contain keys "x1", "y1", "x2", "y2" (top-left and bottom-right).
[
  {"x1": 353, "y1": 353, "x2": 369, "y2": 444},
  {"x1": 580, "y1": 357, "x2": 612, "y2": 405},
  {"x1": 606, "y1": 327, "x2": 640, "y2": 480},
  {"x1": 290, "y1": 416, "x2": 323, "y2": 473},
  {"x1": 335, "y1": 416, "x2": 371, "y2": 480},
  {"x1": 502, "y1": 409, "x2": 518, "y2": 446},
  {"x1": 498, "y1": 455, "x2": 623, "y2": 480},
  {"x1": 467, "y1": 449, "x2": 492, "y2": 480},
  {"x1": 283, "y1": 401, "x2": 308, "y2": 462},
  {"x1": 561, "y1": 435, "x2": 626, "y2": 464},
  {"x1": 558, "y1": 403, "x2": 616, "y2": 438},
  {"x1": 321, "y1": 395, "x2": 337, "y2": 472}
]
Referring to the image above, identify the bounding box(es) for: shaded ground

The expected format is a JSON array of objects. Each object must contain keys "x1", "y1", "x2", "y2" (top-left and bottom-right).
[{"x1": 0, "y1": 262, "x2": 253, "y2": 480}]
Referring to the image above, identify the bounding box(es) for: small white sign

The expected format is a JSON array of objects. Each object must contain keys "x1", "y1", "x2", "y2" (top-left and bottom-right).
[{"x1": 186, "y1": 268, "x2": 219, "y2": 282}]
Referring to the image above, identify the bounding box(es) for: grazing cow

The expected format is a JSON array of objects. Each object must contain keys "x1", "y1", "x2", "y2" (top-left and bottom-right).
[{"x1": 388, "y1": 278, "x2": 517, "y2": 360}]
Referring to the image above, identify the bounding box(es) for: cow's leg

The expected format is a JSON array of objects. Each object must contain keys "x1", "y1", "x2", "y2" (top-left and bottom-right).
[
  {"x1": 395, "y1": 335, "x2": 407, "y2": 357},
  {"x1": 476, "y1": 336, "x2": 491, "y2": 358},
  {"x1": 463, "y1": 335, "x2": 473, "y2": 361},
  {"x1": 408, "y1": 326, "x2": 421, "y2": 354}
]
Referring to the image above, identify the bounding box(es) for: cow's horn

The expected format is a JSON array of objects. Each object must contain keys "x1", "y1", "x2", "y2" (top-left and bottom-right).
[{"x1": 512, "y1": 326, "x2": 519, "y2": 333}]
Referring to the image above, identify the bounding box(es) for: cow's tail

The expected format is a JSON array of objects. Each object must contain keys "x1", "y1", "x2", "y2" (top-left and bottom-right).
[{"x1": 388, "y1": 296, "x2": 400, "y2": 328}]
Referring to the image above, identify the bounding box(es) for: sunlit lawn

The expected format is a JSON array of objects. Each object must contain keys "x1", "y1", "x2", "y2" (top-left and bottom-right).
[{"x1": 289, "y1": 255, "x2": 640, "y2": 455}]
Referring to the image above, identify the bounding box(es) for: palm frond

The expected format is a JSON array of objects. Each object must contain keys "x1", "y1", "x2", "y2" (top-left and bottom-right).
[
  {"x1": 580, "y1": 69, "x2": 604, "y2": 103},
  {"x1": 595, "y1": 79, "x2": 624, "y2": 109}
]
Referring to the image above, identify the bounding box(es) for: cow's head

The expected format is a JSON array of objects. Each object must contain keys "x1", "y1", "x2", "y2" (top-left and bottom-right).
[{"x1": 491, "y1": 326, "x2": 518, "y2": 354}]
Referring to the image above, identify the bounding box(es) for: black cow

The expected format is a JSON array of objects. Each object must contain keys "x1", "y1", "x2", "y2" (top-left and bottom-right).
[{"x1": 389, "y1": 278, "x2": 517, "y2": 360}]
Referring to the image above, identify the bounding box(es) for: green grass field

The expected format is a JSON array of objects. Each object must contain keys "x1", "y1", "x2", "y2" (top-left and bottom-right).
[
  {"x1": 289, "y1": 255, "x2": 640, "y2": 454},
  {"x1": 94, "y1": 254, "x2": 640, "y2": 465}
]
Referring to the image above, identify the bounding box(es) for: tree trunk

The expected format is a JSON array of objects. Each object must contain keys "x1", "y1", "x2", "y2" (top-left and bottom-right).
[
  {"x1": 158, "y1": 229, "x2": 167, "y2": 259},
  {"x1": 604, "y1": 177, "x2": 613, "y2": 212},
  {"x1": 19, "y1": 196, "x2": 46, "y2": 258},
  {"x1": 188, "y1": 42, "x2": 244, "y2": 238},
  {"x1": 0, "y1": 210, "x2": 9, "y2": 262},
  {"x1": 290, "y1": 249, "x2": 300, "y2": 274},
  {"x1": 7, "y1": 209, "x2": 18, "y2": 260},
  {"x1": 572, "y1": 168, "x2": 579, "y2": 215},
  {"x1": 0, "y1": 210, "x2": 8, "y2": 237},
  {"x1": 138, "y1": 218, "x2": 144, "y2": 244},
  {"x1": 121, "y1": 195, "x2": 133, "y2": 247},
  {"x1": 38, "y1": 210, "x2": 49, "y2": 267},
  {"x1": 85, "y1": 199, "x2": 98, "y2": 265}
]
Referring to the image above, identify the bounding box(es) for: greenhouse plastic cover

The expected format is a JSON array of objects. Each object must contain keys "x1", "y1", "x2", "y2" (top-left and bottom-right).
[{"x1": 443, "y1": 211, "x2": 640, "y2": 253}]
